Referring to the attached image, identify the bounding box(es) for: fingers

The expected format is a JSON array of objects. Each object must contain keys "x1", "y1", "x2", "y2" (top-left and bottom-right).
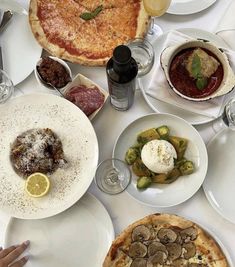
[
  {"x1": 10, "y1": 256, "x2": 29, "y2": 267},
  {"x1": 0, "y1": 245, "x2": 17, "y2": 259},
  {"x1": 3, "y1": 241, "x2": 30, "y2": 265}
]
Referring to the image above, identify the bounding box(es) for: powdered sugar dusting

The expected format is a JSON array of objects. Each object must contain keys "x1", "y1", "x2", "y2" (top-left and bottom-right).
[{"x1": 0, "y1": 94, "x2": 98, "y2": 219}]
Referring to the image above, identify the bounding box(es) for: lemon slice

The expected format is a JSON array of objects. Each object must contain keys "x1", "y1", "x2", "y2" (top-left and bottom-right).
[
  {"x1": 143, "y1": 0, "x2": 171, "y2": 16},
  {"x1": 25, "y1": 173, "x2": 50, "y2": 198}
]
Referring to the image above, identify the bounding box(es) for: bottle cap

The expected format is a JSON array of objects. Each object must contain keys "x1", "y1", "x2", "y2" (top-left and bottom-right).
[{"x1": 113, "y1": 45, "x2": 131, "y2": 65}]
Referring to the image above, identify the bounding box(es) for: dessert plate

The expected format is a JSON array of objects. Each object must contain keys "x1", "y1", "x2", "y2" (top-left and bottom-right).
[
  {"x1": 203, "y1": 129, "x2": 235, "y2": 224},
  {"x1": 1, "y1": 13, "x2": 41, "y2": 85},
  {"x1": 113, "y1": 113, "x2": 208, "y2": 207},
  {"x1": 0, "y1": 94, "x2": 98, "y2": 219},
  {"x1": 167, "y1": 0, "x2": 216, "y2": 15},
  {"x1": 5, "y1": 193, "x2": 115, "y2": 267},
  {"x1": 141, "y1": 28, "x2": 230, "y2": 125}
]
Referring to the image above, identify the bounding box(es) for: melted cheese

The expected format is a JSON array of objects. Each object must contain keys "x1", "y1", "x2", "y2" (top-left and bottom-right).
[{"x1": 186, "y1": 48, "x2": 220, "y2": 78}]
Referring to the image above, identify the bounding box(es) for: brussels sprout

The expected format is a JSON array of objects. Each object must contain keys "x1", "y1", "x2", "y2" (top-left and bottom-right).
[
  {"x1": 125, "y1": 147, "x2": 139, "y2": 165},
  {"x1": 152, "y1": 173, "x2": 168, "y2": 183},
  {"x1": 179, "y1": 161, "x2": 195, "y2": 175},
  {"x1": 137, "y1": 128, "x2": 160, "y2": 145},
  {"x1": 174, "y1": 158, "x2": 187, "y2": 168},
  {"x1": 156, "y1": 125, "x2": 170, "y2": 140},
  {"x1": 137, "y1": 176, "x2": 152, "y2": 189},
  {"x1": 132, "y1": 158, "x2": 151, "y2": 177},
  {"x1": 169, "y1": 136, "x2": 188, "y2": 159}
]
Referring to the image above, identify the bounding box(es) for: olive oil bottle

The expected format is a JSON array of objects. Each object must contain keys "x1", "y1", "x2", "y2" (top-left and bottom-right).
[{"x1": 106, "y1": 45, "x2": 138, "y2": 111}]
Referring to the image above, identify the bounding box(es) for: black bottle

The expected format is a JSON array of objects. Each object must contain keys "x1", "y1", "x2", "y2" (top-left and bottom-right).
[{"x1": 106, "y1": 45, "x2": 138, "y2": 111}]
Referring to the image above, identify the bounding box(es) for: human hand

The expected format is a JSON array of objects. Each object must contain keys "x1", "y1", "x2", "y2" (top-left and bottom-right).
[{"x1": 0, "y1": 240, "x2": 30, "y2": 267}]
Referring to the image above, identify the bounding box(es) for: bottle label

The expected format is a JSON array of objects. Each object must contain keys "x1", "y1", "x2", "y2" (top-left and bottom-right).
[{"x1": 108, "y1": 80, "x2": 136, "y2": 111}]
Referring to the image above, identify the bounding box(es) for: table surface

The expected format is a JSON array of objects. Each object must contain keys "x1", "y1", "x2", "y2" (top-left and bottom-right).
[{"x1": 1, "y1": 0, "x2": 235, "y2": 265}]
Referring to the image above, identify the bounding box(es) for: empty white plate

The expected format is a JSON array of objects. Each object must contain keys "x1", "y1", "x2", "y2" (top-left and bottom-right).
[
  {"x1": 167, "y1": 0, "x2": 216, "y2": 15},
  {"x1": 113, "y1": 113, "x2": 208, "y2": 207},
  {"x1": 1, "y1": 13, "x2": 41, "y2": 85},
  {"x1": 203, "y1": 129, "x2": 235, "y2": 224},
  {"x1": 4, "y1": 193, "x2": 114, "y2": 267}
]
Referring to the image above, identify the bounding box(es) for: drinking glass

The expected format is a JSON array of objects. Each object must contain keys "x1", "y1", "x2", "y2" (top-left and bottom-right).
[
  {"x1": 127, "y1": 38, "x2": 154, "y2": 77},
  {"x1": 94, "y1": 158, "x2": 131, "y2": 194},
  {"x1": 213, "y1": 98, "x2": 235, "y2": 132},
  {"x1": 143, "y1": 0, "x2": 172, "y2": 39},
  {"x1": 0, "y1": 69, "x2": 14, "y2": 103}
]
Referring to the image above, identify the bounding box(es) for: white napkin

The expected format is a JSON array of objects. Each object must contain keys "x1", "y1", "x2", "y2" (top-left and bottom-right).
[
  {"x1": 145, "y1": 30, "x2": 235, "y2": 118},
  {"x1": 216, "y1": 0, "x2": 235, "y2": 50}
]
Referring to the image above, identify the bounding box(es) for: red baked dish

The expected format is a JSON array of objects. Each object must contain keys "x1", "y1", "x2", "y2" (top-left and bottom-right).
[{"x1": 161, "y1": 40, "x2": 235, "y2": 101}]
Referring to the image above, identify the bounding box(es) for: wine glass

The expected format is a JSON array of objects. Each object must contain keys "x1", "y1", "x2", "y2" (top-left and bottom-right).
[
  {"x1": 143, "y1": 0, "x2": 172, "y2": 40},
  {"x1": 212, "y1": 98, "x2": 235, "y2": 133},
  {"x1": 127, "y1": 38, "x2": 154, "y2": 77},
  {"x1": 0, "y1": 69, "x2": 14, "y2": 103},
  {"x1": 94, "y1": 158, "x2": 131, "y2": 194}
]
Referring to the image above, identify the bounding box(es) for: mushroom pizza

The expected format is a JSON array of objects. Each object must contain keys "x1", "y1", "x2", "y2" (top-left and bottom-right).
[{"x1": 103, "y1": 214, "x2": 228, "y2": 267}]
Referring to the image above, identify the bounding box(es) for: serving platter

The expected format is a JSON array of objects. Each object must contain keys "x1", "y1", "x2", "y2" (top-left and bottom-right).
[
  {"x1": 113, "y1": 113, "x2": 208, "y2": 207},
  {"x1": 167, "y1": 0, "x2": 216, "y2": 15},
  {"x1": 141, "y1": 28, "x2": 231, "y2": 125},
  {"x1": 203, "y1": 129, "x2": 235, "y2": 224},
  {"x1": 0, "y1": 94, "x2": 98, "y2": 219},
  {"x1": 5, "y1": 193, "x2": 115, "y2": 267},
  {"x1": 1, "y1": 13, "x2": 42, "y2": 85}
]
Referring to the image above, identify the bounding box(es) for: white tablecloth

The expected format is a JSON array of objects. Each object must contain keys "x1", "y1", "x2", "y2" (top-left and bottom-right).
[{"x1": 1, "y1": 0, "x2": 235, "y2": 265}]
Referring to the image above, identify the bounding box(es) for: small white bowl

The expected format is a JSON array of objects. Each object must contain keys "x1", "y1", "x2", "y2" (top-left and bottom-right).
[
  {"x1": 63, "y1": 73, "x2": 109, "y2": 120},
  {"x1": 35, "y1": 56, "x2": 72, "y2": 91},
  {"x1": 161, "y1": 40, "x2": 235, "y2": 101}
]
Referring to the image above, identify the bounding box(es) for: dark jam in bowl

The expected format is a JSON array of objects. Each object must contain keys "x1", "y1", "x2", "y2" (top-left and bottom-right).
[
  {"x1": 37, "y1": 57, "x2": 71, "y2": 89},
  {"x1": 169, "y1": 48, "x2": 224, "y2": 99}
]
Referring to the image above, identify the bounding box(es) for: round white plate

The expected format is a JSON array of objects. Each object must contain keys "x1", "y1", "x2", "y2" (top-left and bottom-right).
[
  {"x1": 203, "y1": 129, "x2": 235, "y2": 224},
  {"x1": 167, "y1": 0, "x2": 216, "y2": 15},
  {"x1": 113, "y1": 113, "x2": 208, "y2": 207},
  {"x1": 4, "y1": 193, "x2": 114, "y2": 267},
  {"x1": 1, "y1": 13, "x2": 42, "y2": 85},
  {"x1": 0, "y1": 94, "x2": 98, "y2": 219},
  {"x1": 141, "y1": 28, "x2": 229, "y2": 125}
]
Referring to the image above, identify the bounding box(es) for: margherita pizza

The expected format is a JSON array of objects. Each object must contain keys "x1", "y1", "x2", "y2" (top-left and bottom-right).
[
  {"x1": 29, "y1": 0, "x2": 149, "y2": 65},
  {"x1": 103, "y1": 214, "x2": 229, "y2": 267}
]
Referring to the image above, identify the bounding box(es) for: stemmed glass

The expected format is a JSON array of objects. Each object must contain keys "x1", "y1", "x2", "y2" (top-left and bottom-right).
[
  {"x1": 94, "y1": 158, "x2": 131, "y2": 195},
  {"x1": 212, "y1": 98, "x2": 235, "y2": 133},
  {"x1": 143, "y1": 0, "x2": 172, "y2": 40}
]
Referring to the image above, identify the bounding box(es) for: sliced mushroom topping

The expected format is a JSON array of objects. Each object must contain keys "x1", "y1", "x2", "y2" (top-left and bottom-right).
[
  {"x1": 132, "y1": 225, "x2": 151, "y2": 242},
  {"x1": 147, "y1": 251, "x2": 168, "y2": 266},
  {"x1": 182, "y1": 242, "x2": 196, "y2": 259},
  {"x1": 157, "y1": 228, "x2": 177, "y2": 244},
  {"x1": 166, "y1": 243, "x2": 182, "y2": 261},
  {"x1": 129, "y1": 242, "x2": 148, "y2": 258},
  {"x1": 180, "y1": 227, "x2": 197, "y2": 242},
  {"x1": 131, "y1": 258, "x2": 147, "y2": 267},
  {"x1": 188, "y1": 264, "x2": 207, "y2": 267},
  {"x1": 148, "y1": 242, "x2": 168, "y2": 257},
  {"x1": 172, "y1": 259, "x2": 186, "y2": 267}
]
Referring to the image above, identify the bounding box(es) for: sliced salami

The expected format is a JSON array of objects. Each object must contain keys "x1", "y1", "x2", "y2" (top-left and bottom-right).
[{"x1": 66, "y1": 85, "x2": 105, "y2": 116}]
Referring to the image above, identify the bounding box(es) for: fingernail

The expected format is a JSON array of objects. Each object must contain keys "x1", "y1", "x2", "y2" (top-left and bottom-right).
[
  {"x1": 23, "y1": 240, "x2": 30, "y2": 246},
  {"x1": 24, "y1": 255, "x2": 29, "y2": 261}
]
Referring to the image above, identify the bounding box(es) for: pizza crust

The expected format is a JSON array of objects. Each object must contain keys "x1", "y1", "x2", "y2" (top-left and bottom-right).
[
  {"x1": 103, "y1": 214, "x2": 229, "y2": 267},
  {"x1": 29, "y1": 0, "x2": 150, "y2": 66}
]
